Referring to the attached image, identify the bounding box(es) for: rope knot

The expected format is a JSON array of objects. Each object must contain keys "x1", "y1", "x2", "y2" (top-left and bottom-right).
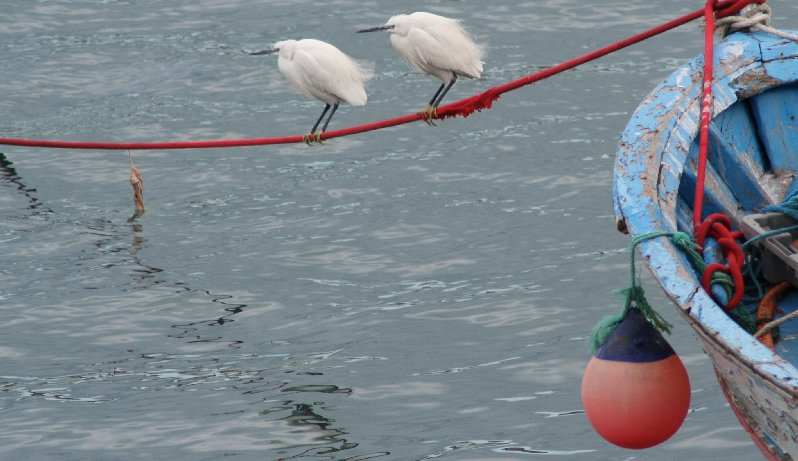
[
  {"x1": 715, "y1": 3, "x2": 798, "y2": 42},
  {"x1": 619, "y1": 285, "x2": 646, "y2": 304},
  {"x1": 694, "y1": 214, "x2": 746, "y2": 310},
  {"x1": 717, "y1": 3, "x2": 771, "y2": 36},
  {"x1": 670, "y1": 231, "x2": 697, "y2": 251}
]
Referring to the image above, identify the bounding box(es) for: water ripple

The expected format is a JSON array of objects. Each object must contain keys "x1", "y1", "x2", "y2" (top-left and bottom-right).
[{"x1": 418, "y1": 439, "x2": 595, "y2": 459}]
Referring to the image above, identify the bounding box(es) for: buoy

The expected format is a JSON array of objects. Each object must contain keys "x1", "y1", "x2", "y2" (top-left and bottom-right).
[{"x1": 581, "y1": 308, "x2": 690, "y2": 449}]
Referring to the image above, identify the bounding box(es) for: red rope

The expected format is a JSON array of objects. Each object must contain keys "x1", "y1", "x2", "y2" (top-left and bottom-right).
[
  {"x1": 693, "y1": 0, "x2": 763, "y2": 310},
  {"x1": 694, "y1": 0, "x2": 718, "y2": 228},
  {"x1": 695, "y1": 214, "x2": 746, "y2": 309},
  {"x1": 0, "y1": 0, "x2": 755, "y2": 151},
  {"x1": 440, "y1": 0, "x2": 746, "y2": 121},
  {"x1": 716, "y1": 0, "x2": 766, "y2": 18}
]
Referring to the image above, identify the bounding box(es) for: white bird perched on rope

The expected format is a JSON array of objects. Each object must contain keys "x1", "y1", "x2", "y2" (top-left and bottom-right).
[
  {"x1": 249, "y1": 39, "x2": 370, "y2": 143},
  {"x1": 358, "y1": 12, "x2": 485, "y2": 124}
]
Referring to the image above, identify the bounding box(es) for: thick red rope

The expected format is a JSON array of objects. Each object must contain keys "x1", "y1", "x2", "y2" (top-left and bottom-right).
[
  {"x1": 693, "y1": 0, "x2": 764, "y2": 310},
  {"x1": 439, "y1": 0, "x2": 748, "y2": 121},
  {"x1": 694, "y1": 0, "x2": 718, "y2": 228},
  {"x1": 0, "y1": 0, "x2": 755, "y2": 151}
]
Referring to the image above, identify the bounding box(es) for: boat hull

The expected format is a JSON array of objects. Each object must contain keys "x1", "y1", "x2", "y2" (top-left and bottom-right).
[{"x1": 613, "y1": 31, "x2": 798, "y2": 459}]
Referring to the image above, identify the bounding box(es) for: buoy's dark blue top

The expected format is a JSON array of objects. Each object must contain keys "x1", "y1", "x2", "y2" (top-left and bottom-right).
[{"x1": 595, "y1": 308, "x2": 676, "y2": 362}]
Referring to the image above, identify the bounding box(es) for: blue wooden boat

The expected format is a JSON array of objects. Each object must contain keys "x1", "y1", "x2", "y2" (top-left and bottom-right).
[{"x1": 613, "y1": 30, "x2": 798, "y2": 459}]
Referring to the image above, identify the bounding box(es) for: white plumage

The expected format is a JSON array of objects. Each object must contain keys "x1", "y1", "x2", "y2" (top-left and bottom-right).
[
  {"x1": 250, "y1": 39, "x2": 369, "y2": 142},
  {"x1": 359, "y1": 12, "x2": 485, "y2": 121},
  {"x1": 274, "y1": 39, "x2": 368, "y2": 107},
  {"x1": 387, "y1": 12, "x2": 484, "y2": 83}
]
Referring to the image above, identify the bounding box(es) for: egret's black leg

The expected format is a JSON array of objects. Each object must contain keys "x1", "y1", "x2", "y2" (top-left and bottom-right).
[
  {"x1": 320, "y1": 103, "x2": 339, "y2": 133},
  {"x1": 427, "y1": 83, "x2": 446, "y2": 107},
  {"x1": 432, "y1": 74, "x2": 457, "y2": 108},
  {"x1": 420, "y1": 82, "x2": 447, "y2": 126},
  {"x1": 419, "y1": 75, "x2": 459, "y2": 126},
  {"x1": 305, "y1": 103, "x2": 331, "y2": 144},
  {"x1": 310, "y1": 104, "x2": 331, "y2": 134},
  {"x1": 310, "y1": 103, "x2": 339, "y2": 144}
]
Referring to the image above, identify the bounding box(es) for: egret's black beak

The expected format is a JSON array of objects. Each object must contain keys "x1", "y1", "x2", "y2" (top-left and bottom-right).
[
  {"x1": 248, "y1": 48, "x2": 278, "y2": 55},
  {"x1": 357, "y1": 25, "x2": 394, "y2": 33}
]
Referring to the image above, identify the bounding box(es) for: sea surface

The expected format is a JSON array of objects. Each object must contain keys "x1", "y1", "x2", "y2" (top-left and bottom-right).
[{"x1": 2, "y1": 1, "x2": 797, "y2": 460}]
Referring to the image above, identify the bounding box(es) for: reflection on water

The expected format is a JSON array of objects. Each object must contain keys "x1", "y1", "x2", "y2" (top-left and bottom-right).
[
  {"x1": 263, "y1": 399, "x2": 369, "y2": 460},
  {"x1": 2, "y1": 0, "x2": 795, "y2": 459},
  {"x1": 0, "y1": 153, "x2": 53, "y2": 215},
  {"x1": 170, "y1": 290, "x2": 246, "y2": 348}
]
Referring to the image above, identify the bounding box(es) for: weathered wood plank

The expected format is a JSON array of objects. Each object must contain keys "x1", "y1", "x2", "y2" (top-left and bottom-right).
[
  {"x1": 679, "y1": 143, "x2": 743, "y2": 222},
  {"x1": 750, "y1": 83, "x2": 798, "y2": 172},
  {"x1": 711, "y1": 101, "x2": 772, "y2": 211}
]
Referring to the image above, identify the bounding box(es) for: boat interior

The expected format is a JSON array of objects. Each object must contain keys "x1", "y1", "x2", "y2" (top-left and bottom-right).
[{"x1": 673, "y1": 81, "x2": 798, "y2": 365}]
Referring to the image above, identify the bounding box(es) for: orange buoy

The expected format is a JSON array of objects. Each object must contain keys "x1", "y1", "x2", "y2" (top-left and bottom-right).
[{"x1": 581, "y1": 308, "x2": 690, "y2": 449}]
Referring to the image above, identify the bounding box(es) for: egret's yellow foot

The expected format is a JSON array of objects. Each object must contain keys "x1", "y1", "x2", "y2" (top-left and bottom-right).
[
  {"x1": 417, "y1": 105, "x2": 438, "y2": 126},
  {"x1": 303, "y1": 132, "x2": 324, "y2": 144}
]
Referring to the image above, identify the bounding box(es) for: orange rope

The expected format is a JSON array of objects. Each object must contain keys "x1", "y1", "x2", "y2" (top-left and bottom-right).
[{"x1": 756, "y1": 282, "x2": 791, "y2": 350}]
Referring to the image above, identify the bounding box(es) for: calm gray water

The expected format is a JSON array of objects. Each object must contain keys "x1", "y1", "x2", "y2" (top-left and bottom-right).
[{"x1": 2, "y1": 1, "x2": 797, "y2": 460}]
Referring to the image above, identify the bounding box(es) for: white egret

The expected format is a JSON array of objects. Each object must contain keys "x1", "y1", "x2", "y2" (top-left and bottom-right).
[
  {"x1": 358, "y1": 12, "x2": 485, "y2": 124},
  {"x1": 250, "y1": 39, "x2": 369, "y2": 143}
]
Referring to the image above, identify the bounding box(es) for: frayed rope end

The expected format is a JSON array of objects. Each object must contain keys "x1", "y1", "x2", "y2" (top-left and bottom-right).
[{"x1": 438, "y1": 91, "x2": 502, "y2": 120}]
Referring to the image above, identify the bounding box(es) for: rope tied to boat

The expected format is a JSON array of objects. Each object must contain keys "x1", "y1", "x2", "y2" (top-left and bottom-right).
[
  {"x1": 670, "y1": 229, "x2": 753, "y2": 326},
  {"x1": 694, "y1": 214, "x2": 746, "y2": 310},
  {"x1": 588, "y1": 231, "x2": 675, "y2": 353},
  {"x1": 691, "y1": 0, "x2": 750, "y2": 312},
  {"x1": 716, "y1": 3, "x2": 798, "y2": 42},
  {"x1": 587, "y1": 227, "x2": 754, "y2": 351}
]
